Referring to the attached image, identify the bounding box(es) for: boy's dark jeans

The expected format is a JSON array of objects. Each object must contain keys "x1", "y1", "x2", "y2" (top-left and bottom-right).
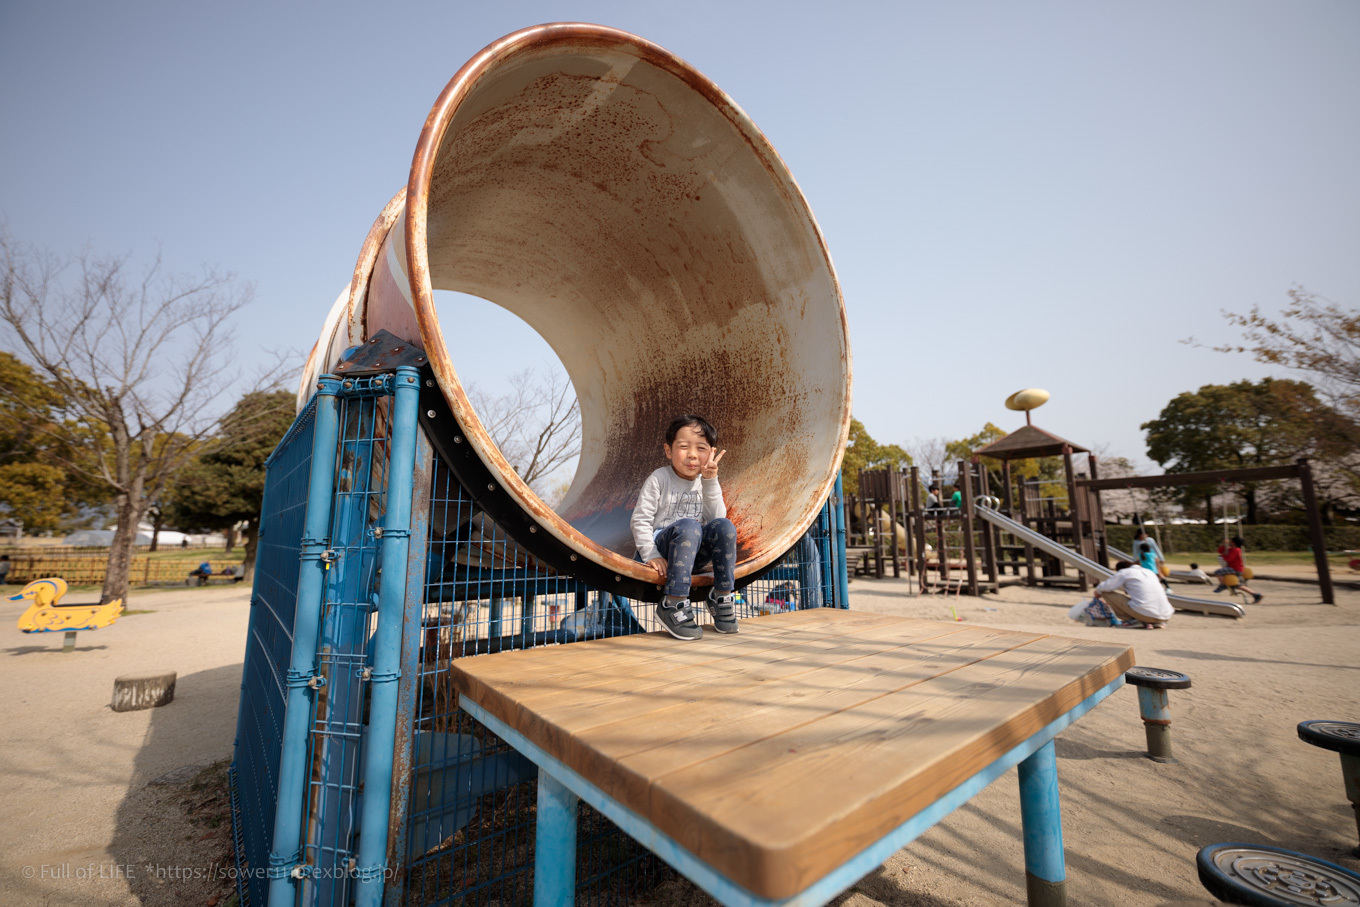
[{"x1": 654, "y1": 517, "x2": 736, "y2": 599}]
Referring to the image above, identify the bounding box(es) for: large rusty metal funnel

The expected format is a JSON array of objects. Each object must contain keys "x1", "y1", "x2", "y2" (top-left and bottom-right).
[{"x1": 303, "y1": 23, "x2": 851, "y2": 598}]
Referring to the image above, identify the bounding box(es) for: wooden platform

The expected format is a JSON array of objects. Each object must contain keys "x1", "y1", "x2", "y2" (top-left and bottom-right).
[{"x1": 451, "y1": 609, "x2": 1134, "y2": 901}]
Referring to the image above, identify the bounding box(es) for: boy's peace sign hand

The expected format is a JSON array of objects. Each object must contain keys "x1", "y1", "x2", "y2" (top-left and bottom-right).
[{"x1": 701, "y1": 448, "x2": 726, "y2": 479}]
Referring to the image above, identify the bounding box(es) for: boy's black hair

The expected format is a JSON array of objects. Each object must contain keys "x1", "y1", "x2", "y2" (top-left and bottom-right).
[
  {"x1": 665, "y1": 414, "x2": 717, "y2": 447},
  {"x1": 1114, "y1": 559, "x2": 1135, "y2": 571},
  {"x1": 1230, "y1": 535, "x2": 1245, "y2": 547}
]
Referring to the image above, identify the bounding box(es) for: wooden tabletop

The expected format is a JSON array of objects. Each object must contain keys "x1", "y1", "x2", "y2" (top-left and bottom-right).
[{"x1": 451, "y1": 608, "x2": 1134, "y2": 899}]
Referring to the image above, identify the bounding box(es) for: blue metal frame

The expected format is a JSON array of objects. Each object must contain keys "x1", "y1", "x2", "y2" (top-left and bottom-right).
[
  {"x1": 833, "y1": 473, "x2": 849, "y2": 610},
  {"x1": 354, "y1": 367, "x2": 422, "y2": 907},
  {"x1": 460, "y1": 675, "x2": 1124, "y2": 907},
  {"x1": 268, "y1": 377, "x2": 343, "y2": 906}
]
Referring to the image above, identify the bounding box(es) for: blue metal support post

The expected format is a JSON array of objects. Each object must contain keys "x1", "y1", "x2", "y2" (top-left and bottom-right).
[
  {"x1": 1135, "y1": 686, "x2": 1177, "y2": 763},
  {"x1": 534, "y1": 769, "x2": 579, "y2": 907},
  {"x1": 834, "y1": 472, "x2": 850, "y2": 609},
  {"x1": 354, "y1": 367, "x2": 422, "y2": 906},
  {"x1": 268, "y1": 377, "x2": 342, "y2": 906},
  {"x1": 1017, "y1": 740, "x2": 1067, "y2": 907},
  {"x1": 382, "y1": 428, "x2": 434, "y2": 906}
]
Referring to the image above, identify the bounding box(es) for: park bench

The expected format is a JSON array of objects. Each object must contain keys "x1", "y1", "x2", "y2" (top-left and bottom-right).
[{"x1": 186, "y1": 565, "x2": 245, "y2": 586}]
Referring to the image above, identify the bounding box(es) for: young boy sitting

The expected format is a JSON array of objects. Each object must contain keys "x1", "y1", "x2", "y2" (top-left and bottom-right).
[{"x1": 630, "y1": 415, "x2": 739, "y2": 640}]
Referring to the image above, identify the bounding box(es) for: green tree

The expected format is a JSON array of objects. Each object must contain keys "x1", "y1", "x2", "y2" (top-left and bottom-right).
[
  {"x1": 1142, "y1": 378, "x2": 1340, "y2": 522},
  {"x1": 0, "y1": 352, "x2": 114, "y2": 530},
  {"x1": 947, "y1": 422, "x2": 1006, "y2": 494},
  {"x1": 0, "y1": 462, "x2": 68, "y2": 532},
  {"x1": 0, "y1": 351, "x2": 63, "y2": 463},
  {"x1": 165, "y1": 391, "x2": 295, "y2": 580},
  {"x1": 841, "y1": 418, "x2": 910, "y2": 497}
]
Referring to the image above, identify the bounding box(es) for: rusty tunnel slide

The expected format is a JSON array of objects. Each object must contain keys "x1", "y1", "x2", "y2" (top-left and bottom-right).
[{"x1": 298, "y1": 23, "x2": 852, "y2": 600}]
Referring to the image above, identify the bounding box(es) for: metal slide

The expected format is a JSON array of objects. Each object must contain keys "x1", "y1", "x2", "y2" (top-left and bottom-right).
[
  {"x1": 1106, "y1": 544, "x2": 1213, "y2": 586},
  {"x1": 975, "y1": 506, "x2": 1245, "y2": 618}
]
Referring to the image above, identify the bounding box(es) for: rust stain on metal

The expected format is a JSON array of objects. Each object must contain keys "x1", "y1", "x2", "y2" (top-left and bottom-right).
[{"x1": 348, "y1": 22, "x2": 850, "y2": 584}]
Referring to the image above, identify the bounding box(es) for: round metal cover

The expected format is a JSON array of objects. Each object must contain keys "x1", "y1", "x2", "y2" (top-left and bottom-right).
[
  {"x1": 1124, "y1": 666, "x2": 1192, "y2": 690},
  {"x1": 1297, "y1": 720, "x2": 1360, "y2": 756},
  {"x1": 1196, "y1": 843, "x2": 1360, "y2": 906}
]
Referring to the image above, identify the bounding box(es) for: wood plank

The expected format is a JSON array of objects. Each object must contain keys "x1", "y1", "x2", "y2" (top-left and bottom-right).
[
  {"x1": 516, "y1": 620, "x2": 963, "y2": 731},
  {"x1": 453, "y1": 609, "x2": 894, "y2": 699},
  {"x1": 515, "y1": 621, "x2": 992, "y2": 785},
  {"x1": 456, "y1": 609, "x2": 892, "y2": 689},
  {"x1": 460, "y1": 618, "x2": 956, "y2": 768},
  {"x1": 450, "y1": 611, "x2": 901, "y2": 740},
  {"x1": 648, "y1": 635, "x2": 1134, "y2": 898},
  {"x1": 567, "y1": 625, "x2": 1043, "y2": 811}
]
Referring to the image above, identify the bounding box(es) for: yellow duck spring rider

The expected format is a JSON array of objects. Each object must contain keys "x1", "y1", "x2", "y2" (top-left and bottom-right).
[{"x1": 13, "y1": 578, "x2": 124, "y2": 651}]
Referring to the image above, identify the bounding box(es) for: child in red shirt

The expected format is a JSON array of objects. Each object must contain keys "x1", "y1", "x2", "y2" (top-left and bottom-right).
[{"x1": 1213, "y1": 536, "x2": 1262, "y2": 603}]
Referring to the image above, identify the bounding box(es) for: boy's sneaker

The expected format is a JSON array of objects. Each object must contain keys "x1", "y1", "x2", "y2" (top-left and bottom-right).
[
  {"x1": 706, "y1": 591, "x2": 739, "y2": 634},
  {"x1": 656, "y1": 597, "x2": 703, "y2": 640},
  {"x1": 1252, "y1": 593, "x2": 1263, "y2": 604},
  {"x1": 1212, "y1": 584, "x2": 1226, "y2": 594}
]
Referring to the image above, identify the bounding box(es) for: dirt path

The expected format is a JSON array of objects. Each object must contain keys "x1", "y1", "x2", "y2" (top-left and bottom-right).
[
  {"x1": 1, "y1": 577, "x2": 1355, "y2": 906},
  {"x1": 0, "y1": 584, "x2": 250, "y2": 906}
]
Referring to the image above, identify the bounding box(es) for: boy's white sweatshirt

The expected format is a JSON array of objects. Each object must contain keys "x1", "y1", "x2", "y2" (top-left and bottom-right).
[{"x1": 630, "y1": 466, "x2": 727, "y2": 562}]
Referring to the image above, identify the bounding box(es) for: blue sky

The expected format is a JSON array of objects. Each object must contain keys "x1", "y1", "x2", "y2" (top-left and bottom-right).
[{"x1": 2, "y1": 1, "x2": 1356, "y2": 472}]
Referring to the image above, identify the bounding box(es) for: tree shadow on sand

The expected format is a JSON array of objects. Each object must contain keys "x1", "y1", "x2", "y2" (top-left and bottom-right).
[{"x1": 107, "y1": 662, "x2": 243, "y2": 907}]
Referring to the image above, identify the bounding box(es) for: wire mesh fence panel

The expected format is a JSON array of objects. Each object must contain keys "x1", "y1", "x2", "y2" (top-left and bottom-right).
[
  {"x1": 300, "y1": 391, "x2": 393, "y2": 907},
  {"x1": 230, "y1": 399, "x2": 317, "y2": 907},
  {"x1": 399, "y1": 450, "x2": 842, "y2": 906}
]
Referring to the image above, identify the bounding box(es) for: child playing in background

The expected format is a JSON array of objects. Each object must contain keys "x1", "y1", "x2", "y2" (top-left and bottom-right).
[
  {"x1": 1213, "y1": 535, "x2": 1263, "y2": 603},
  {"x1": 630, "y1": 415, "x2": 739, "y2": 640},
  {"x1": 1133, "y1": 527, "x2": 1169, "y2": 589}
]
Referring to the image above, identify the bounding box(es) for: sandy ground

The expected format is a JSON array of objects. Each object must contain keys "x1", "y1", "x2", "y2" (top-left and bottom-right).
[
  {"x1": 0, "y1": 575, "x2": 1356, "y2": 906},
  {"x1": 0, "y1": 585, "x2": 249, "y2": 907}
]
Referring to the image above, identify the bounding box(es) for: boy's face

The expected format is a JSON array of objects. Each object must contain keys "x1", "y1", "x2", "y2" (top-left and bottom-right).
[{"x1": 664, "y1": 424, "x2": 712, "y2": 480}]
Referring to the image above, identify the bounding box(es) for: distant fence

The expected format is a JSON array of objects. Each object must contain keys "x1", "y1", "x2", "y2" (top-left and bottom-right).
[
  {"x1": 1, "y1": 553, "x2": 244, "y2": 587},
  {"x1": 0, "y1": 541, "x2": 228, "y2": 553}
]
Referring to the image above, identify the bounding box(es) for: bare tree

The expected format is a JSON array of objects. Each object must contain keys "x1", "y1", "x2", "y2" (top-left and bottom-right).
[
  {"x1": 1189, "y1": 287, "x2": 1360, "y2": 490},
  {"x1": 468, "y1": 367, "x2": 580, "y2": 497},
  {"x1": 1086, "y1": 447, "x2": 1143, "y2": 522},
  {"x1": 906, "y1": 436, "x2": 951, "y2": 488},
  {"x1": 0, "y1": 235, "x2": 258, "y2": 604}
]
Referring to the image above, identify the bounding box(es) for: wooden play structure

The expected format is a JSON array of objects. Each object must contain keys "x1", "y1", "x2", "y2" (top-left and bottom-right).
[
  {"x1": 843, "y1": 421, "x2": 1099, "y2": 597},
  {"x1": 842, "y1": 387, "x2": 1336, "y2": 613},
  {"x1": 845, "y1": 459, "x2": 1336, "y2": 611}
]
